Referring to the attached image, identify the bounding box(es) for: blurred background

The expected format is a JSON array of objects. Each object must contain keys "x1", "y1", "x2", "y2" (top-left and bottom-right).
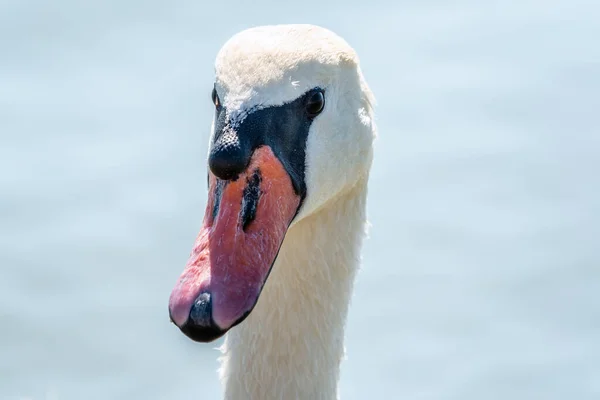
[{"x1": 1, "y1": 0, "x2": 599, "y2": 399}]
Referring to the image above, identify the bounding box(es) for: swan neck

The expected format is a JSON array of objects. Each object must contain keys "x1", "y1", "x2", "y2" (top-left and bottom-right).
[{"x1": 219, "y1": 180, "x2": 368, "y2": 400}]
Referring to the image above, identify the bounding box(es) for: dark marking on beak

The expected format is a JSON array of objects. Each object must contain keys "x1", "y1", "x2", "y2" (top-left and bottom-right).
[
  {"x1": 212, "y1": 179, "x2": 226, "y2": 220},
  {"x1": 241, "y1": 169, "x2": 262, "y2": 231}
]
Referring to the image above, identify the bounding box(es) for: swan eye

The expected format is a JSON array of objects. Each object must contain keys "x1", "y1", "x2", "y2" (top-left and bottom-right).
[
  {"x1": 305, "y1": 90, "x2": 325, "y2": 117},
  {"x1": 212, "y1": 87, "x2": 221, "y2": 109}
]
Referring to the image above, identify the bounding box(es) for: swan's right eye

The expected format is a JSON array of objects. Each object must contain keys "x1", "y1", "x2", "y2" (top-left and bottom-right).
[
  {"x1": 305, "y1": 90, "x2": 325, "y2": 118},
  {"x1": 212, "y1": 88, "x2": 221, "y2": 109}
]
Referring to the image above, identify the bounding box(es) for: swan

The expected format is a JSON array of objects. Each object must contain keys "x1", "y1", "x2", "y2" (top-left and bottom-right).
[{"x1": 168, "y1": 24, "x2": 376, "y2": 400}]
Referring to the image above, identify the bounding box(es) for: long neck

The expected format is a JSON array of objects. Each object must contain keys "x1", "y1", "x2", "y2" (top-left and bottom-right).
[{"x1": 218, "y1": 179, "x2": 368, "y2": 400}]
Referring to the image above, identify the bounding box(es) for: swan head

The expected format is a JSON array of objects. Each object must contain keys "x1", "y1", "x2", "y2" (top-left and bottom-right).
[{"x1": 169, "y1": 24, "x2": 375, "y2": 342}]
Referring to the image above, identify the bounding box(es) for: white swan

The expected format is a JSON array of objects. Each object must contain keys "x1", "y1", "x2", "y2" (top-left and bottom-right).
[{"x1": 168, "y1": 24, "x2": 376, "y2": 400}]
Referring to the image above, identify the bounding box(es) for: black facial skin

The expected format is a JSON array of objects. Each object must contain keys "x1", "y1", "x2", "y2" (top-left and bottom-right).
[{"x1": 208, "y1": 86, "x2": 325, "y2": 202}]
